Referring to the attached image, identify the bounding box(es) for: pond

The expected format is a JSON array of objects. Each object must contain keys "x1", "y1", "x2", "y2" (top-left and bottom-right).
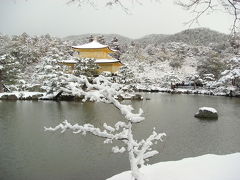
[{"x1": 0, "y1": 93, "x2": 240, "y2": 180}]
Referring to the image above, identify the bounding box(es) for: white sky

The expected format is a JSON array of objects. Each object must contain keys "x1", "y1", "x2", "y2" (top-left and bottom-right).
[{"x1": 0, "y1": 0, "x2": 233, "y2": 38}]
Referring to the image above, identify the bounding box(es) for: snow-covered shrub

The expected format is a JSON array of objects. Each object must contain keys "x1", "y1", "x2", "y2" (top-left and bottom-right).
[
  {"x1": 114, "y1": 65, "x2": 136, "y2": 84},
  {"x1": 97, "y1": 35, "x2": 106, "y2": 44},
  {"x1": 74, "y1": 58, "x2": 99, "y2": 77},
  {"x1": 213, "y1": 57, "x2": 240, "y2": 88},
  {"x1": 197, "y1": 53, "x2": 226, "y2": 79},
  {"x1": 0, "y1": 54, "x2": 22, "y2": 85},
  {"x1": 169, "y1": 57, "x2": 184, "y2": 69},
  {"x1": 109, "y1": 36, "x2": 121, "y2": 59},
  {"x1": 202, "y1": 74, "x2": 215, "y2": 81},
  {"x1": 162, "y1": 73, "x2": 182, "y2": 87},
  {"x1": 0, "y1": 33, "x2": 73, "y2": 89},
  {"x1": 218, "y1": 68, "x2": 240, "y2": 87}
]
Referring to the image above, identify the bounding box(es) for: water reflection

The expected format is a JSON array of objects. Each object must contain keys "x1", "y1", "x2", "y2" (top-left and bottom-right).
[{"x1": 0, "y1": 94, "x2": 240, "y2": 180}]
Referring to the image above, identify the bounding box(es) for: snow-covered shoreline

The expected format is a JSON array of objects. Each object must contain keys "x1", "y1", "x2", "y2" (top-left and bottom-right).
[
  {"x1": 0, "y1": 91, "x2": 45, "y2": 100},
  {"x1": 0, "y1": 87, "x2": 239, "y2": 101},
  {"x1": 133, "y1": 84, "x2": 240, "y2": 97},
  {"x1": 137, "y1": 88, "x2": 239, "y2": 97},
  {"x1": 107, "y1": 153, "x2": 240, "y2": 180}
]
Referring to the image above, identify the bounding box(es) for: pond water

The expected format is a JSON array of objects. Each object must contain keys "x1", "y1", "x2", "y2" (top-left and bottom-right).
[{"x1": 0, "y1": 93, "x2": 240, "y2": 180}]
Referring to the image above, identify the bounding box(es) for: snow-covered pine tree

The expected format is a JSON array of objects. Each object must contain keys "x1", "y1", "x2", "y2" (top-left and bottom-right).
[
  {"x1": 115, "y1": 65, "x2": 135, "y2": 85},
  {"x1": 130, "y1": 41, "x2": 136, "y2": 47},
  {"x1": 217, "y1": 57, "x2": 240, "y2": 87},
  {"x1": 229, "y1": 35, "x2": 240, "y2": 54},
  {"x1": 97, "y1": 35, "x2": 106, "y2": 44},
  {"x1": 0, "y1": 54, "x2": 22, "y2": 86},
  {"x1": 86, "y1": 35, "x2": 94, "y2": 42},
  {"x1": 109, "y1": 36, "x2": 121, "y2": 59},
  {"x1": 74, "y1": 58, "x2": 99, "y2": 77},
  {"x1": 0, "y1": 33, "x2": 73, "y2": 90},
  {"x1": 197, "y1": 52, "x2": 226, "y2": 79},
  {"x1": 110, "y1": 36, "x2": 120, "y2": 51}
]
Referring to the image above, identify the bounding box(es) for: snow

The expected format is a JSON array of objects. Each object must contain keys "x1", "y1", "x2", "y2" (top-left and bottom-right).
[
  {"x1": 112, "y1": 146, "x2": 126, "y2": 153},
  {"x1": 44, "y1": 65, "x2": 53, "y2": 70},
  {"x1": 72, "y1": 40, "x2": 108, "y2": 49},
  {"x1": 199, "y1": 107, "x2": 217, "y2": 113},
  {"x1": 103, "y1": 123, "x2": 115, "y2": 132},
  {"x1": 95, "y1": 59, "x2": 120, "y2": 63},
  {"x1": 218, "y1": 68, "x2": 240, "y2": 85},
  {"x1": 0, "y1": 65, "x2": 3, "y2": 70},
  {"x1": 107, "y1": 153, "x2": 240, "y2": 180},
  {"x1": 58, "y1": 59, "x2": 78, "y2": 64},
  {"x1": 1, "y1": 33, "x2": 239, "y2": 97},
  {"x1": 57, "y1": 58, "x2": 120, "y2": 65},
  {"x1": 0, "y1": 92, "x2": 45, "y2": 99},
  {"x1": 44, "y1": 75, "x2": 166, "y2": 180}
]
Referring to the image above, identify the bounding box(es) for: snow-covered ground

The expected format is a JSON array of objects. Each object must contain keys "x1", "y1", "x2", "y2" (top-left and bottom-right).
[
  {"x1": 0, "y1": 91, "x2": 44, "y2": 99},
  {"x1": 108, "y1": 153, "x2": 240, "y2": 180}
]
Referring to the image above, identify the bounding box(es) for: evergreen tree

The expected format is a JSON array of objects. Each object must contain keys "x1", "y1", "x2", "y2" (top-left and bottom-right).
[
  {"x1": 74, "y1": 58, "x2": 99, "y2": 77},
  {"x1": 197, "y1": 53, "x2": 226, "y2": 79},
  {"x1": 130, "y1": 41, "x2": 136, "y2": 47},
  {"x1": 86, "y1": 35, "x2": 94, "y2": 42},
  {"x1": 97, "y1": 35, "x2": 106, "y2": 44},
  {"x1": 115, "y1": 65, "x2": 135, "y2": 84},
  {"x1": 110, "y1": 36, "x2": 120, "y2": 51},
  {"x1": 109, "y1": 36, "x2": 121, "y2": 59},
  {"x1": 0, "y1": 54, "x2": 21, "y2": 85}
]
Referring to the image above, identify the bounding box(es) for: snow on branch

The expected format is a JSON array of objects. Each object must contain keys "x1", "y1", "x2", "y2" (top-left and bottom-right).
[
  {"x1": 134, "y1": 130, "x2": 166, "y2": 167},
  {"x1": 44, "y1": 120, "x2": 129, "y2": 140},
  {"x1": 44, "y1": 75, "x2": 166, "y2": 180},
  {"x1": 83, "y1": 75, "x2": 145, "y2": 123},
  {"x1": 45, "y1": 120, "x2": 166, "y2": 180}
]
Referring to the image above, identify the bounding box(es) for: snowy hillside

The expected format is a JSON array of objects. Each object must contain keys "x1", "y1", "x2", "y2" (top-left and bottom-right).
[
  {"x1": 0, "y1": 29, "x2": 239, "y2": 96},
  {"x1": 64, "y1": 28, "x2": 230, "y2": 47},
  {"x1": 159, "y1": 28, "x2": 229, "y2": 46}
]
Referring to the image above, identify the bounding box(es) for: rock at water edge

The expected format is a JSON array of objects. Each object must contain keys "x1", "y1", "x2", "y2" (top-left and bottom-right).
[{"x1": 194, "y1": 107, "x2": 218, "y2": 119}]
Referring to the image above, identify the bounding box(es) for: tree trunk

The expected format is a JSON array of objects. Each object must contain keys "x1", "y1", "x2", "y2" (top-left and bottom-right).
[
  {"x1": 53, "y1": 90, "x2": 63, "y2": 101},
  {"x1": 127, "y1": 122, "x2": 140, "y2": 180}
]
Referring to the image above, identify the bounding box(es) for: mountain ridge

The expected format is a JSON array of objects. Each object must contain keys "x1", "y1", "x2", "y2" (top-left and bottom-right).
[{"x1": 63, "y1": 28, "x2": 229, "y2": 46}]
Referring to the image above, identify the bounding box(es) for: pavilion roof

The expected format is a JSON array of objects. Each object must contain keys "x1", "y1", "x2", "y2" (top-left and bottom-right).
[
  {"x1": 72, "y1": 40, "x2": 109, "y2": 49},
  {"x1": 95, "y1": 59, "x2": 121, "y2": 63}
]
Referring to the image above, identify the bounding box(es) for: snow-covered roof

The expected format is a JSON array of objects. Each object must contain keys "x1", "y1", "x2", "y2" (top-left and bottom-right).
[
  {"x1": 58, "y1": 59, "x2": 121, "y2": 64},
  {"x1": 58, "y1": 60, "x2": 78, "y2": 64},
  {"x1": 95, "y1": 59, "x2": 121, "y2": 63},
  {"x1": 72, "y1": 40, "x2": 108, "y2": 49}
]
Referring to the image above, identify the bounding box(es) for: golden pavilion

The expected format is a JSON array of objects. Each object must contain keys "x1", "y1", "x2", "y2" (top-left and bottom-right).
[{"x1": 61, "y1": 40, "x2": 123, "y2": 74}]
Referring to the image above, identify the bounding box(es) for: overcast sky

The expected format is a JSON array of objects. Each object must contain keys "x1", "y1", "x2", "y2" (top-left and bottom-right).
[{"x1": 0, "y1": 0, "x2": 233, "y2": 38}]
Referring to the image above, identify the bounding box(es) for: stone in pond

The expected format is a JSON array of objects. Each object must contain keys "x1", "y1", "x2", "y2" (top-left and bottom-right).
[{"x1": 194, "y1": 107, "x2": 218, "y2": 119}]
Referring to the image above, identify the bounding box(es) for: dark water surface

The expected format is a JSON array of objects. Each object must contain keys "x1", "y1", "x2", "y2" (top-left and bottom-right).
[{"x1": 0, "y1": 93, "x2": 240, "y2": 180}]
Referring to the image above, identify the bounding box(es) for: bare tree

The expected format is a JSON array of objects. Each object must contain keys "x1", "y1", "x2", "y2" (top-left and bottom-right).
[
  {"x1": 66, "y1": 0, "x2": 151, "y2": 13},
  {"x1": 176, "y1": 0, "x2": 240, "y2": 36}
]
